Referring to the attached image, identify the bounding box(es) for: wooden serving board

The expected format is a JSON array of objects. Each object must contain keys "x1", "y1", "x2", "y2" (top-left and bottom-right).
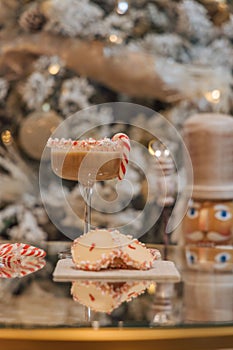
[{"x1": 53, "y1": 258, "x2": 181, "y2": 282}]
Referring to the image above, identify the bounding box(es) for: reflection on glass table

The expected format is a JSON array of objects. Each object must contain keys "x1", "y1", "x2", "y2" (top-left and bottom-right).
[
  {"x1": 71, "y1": 280, "x2": 154, "y2": 320},
  {"x1": 0, "y1": 256, "x2": 46, "y2": 279},
  {"x1": 0, "y1": 242, "x2": 46, "y2": 279},
  {"x1": 0, "y1": 242, "x2": 232, "y2": 329}
]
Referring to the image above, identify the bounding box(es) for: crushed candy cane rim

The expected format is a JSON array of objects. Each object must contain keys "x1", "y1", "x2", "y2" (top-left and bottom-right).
[{"x1": 47, "y1": 137, "x2": 122, "y2": 152}]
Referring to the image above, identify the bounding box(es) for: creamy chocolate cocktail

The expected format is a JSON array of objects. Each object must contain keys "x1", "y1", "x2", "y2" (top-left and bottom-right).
[
  {"x1": 51, "y1": 150, "x2": 121, "y2": 182},
  {"x1": 48, "y1": 137, "x2": 122, "y2": 185}
]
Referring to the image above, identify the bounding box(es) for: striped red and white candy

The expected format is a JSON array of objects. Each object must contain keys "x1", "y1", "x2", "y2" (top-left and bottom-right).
[
  {"x1": 0, "y1": 243, "x2": 16, "y2": 258},
  {"x1": 18, "y1": 258, "x2": 46, "y2": 277},
  {"x1": 0, "y1": 265, "x2": 17, "y2": 278},
  {"x1": 0, "y1": 243, "x2": 46, "y2": 261},
  {"x1": 112, "y1": 133, "x2": 130, "y2": 180},
  {"x1": 19, "y1": 244, "x2": 46, "y2": 258},
  {"x1": 0, "y1": 257, "x2": 46, "y2": 279},
  {"x1": 0, "y1": 255, "x2": 16, "y2": 278}
]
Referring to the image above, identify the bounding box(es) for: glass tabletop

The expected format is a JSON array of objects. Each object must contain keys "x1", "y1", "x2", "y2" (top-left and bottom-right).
[{"x1": 0, "y1": 242, "x2": 232, "y2": 330}]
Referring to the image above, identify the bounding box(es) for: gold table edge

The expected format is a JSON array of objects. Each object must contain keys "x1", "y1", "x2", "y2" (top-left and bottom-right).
[{"x1": 0, "y1": 326, "x2": 232, "y2": 341}]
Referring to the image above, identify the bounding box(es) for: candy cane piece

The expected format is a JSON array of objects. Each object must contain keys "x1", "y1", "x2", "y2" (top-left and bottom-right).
[
  {"x1": 18, "y1": 258, "x2": 46, "y2": 277},
  {"x1": 0, "y1": 243, "x2": 15, "y2": 257},
  {"x1": 112, "y1": 133, "x2": 130, "y2": 180},
  {"x1": 0, "y1": 243, "x2": 46, "y2": 261},
  {"x1": 0, "y1": 258, "x2": 46, "y2": 278},
  {"x1": 19, "y1": 243, "x2": 46, "y2": 258}
]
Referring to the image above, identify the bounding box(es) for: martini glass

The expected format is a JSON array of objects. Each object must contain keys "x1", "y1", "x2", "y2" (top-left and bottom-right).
[{"x1": 47, "y1": 136, "x2": 129, "y2": 257}]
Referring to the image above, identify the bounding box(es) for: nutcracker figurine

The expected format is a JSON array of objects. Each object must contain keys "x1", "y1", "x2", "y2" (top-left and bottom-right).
[
  {"x1": 182, "y1": 113, "x2": 233, "y2": 250},
  {"x1": 181, "y1": 113, "x2": 233, "y2": 322}
]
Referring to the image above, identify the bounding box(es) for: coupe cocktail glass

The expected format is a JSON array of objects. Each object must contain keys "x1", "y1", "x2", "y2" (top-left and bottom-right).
[{"x1": 47, "y1": 135, "x2": 130, "y2": 240}]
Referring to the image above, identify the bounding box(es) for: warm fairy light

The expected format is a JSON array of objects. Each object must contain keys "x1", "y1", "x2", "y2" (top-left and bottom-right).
[
  {"x1": 205, "y1": 89, "x2": 221, "y2": 103},
  {"x1": 42, "y1": 103, "x2": 51, "y2": 112},
  {"x1": 48, "y1": 63, "x2": 61, "y2": 75},
  {"x1": 1, "y1": 130, "x2": 13, "y2": 145},
  {"x1": 109, "y1": 34, "x2": 123, "y2": 44},
  {"x1": 147, "y1": 283, "x2": 156, "y2": 295},
  {"x1": 116, "y1": 0, "x2": 129, "y2": 15},
  {"x1": 164, "y1": 149, "x2": 170, "y2": 157},
  {"x1": 154, "y1": 149, "x2": 162, "y2": 157},
  {"x1": 109, "y1": 34, "x2": 117, "y2": 42},
  {"x1": 212, "y1": 89, "x2": 221, "y2": 100}
]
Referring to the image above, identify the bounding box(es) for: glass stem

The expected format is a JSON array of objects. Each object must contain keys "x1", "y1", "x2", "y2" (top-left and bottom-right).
[{"x1": 82, "y1": 186, "x2": 93, "y2": 233}]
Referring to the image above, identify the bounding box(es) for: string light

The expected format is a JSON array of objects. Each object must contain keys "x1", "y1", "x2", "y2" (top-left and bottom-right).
[
  {"x1": 42, "y1": 103, "x2": 51, "y2": 112},
  {"x1": 205, "y1": 89, "x2": 221, "y2": 104},
  {"x1": 148, "y1": 139, "x2": 170, "y2": 158},
  {"x1": 48, "y1": 63, "x2": 61, "y2": 75},
  {"x1": 116, "y1": 0, "x2": 129, "y2": 15},
  {"x1": 1, "y1": 130, "x2": 13, "y2": 145},
  {"x1": 109, "y1": 34, "x2": 123, "y2": 44},
  {"x1": 164, "y1": 149, "x2": 170, "y2": 157},
  {"x1": 147, "y1": 283, "x2": 156, "y2": 295},
  {"x1": 155, "y1": 149, "x2": 162, "y2": 158}
]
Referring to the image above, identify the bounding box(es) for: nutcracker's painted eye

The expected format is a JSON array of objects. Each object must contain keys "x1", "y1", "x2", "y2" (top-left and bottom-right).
[
  {"x1": 214, "y1": 252, "x2": 231, "y2": 264},
  {"x1": 215, "y1": 210, "x2": 232, "y2": 221},
  {"x1": 187, "y1": 207, "x2": 199, "y2": 219},
  {"x1": 186, "y1": 251, "x2": 198, "y2": 265}
]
